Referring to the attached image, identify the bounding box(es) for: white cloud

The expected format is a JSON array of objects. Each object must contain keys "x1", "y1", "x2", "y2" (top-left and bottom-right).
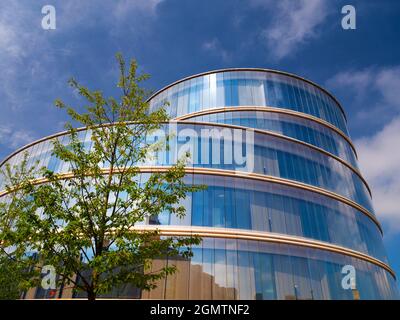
[
  {"x1": 326, "y1": 67, "x2": 400, "y2": 106},
  {"x1": 261, "y1": 0, "x2": 330, "y2": 60},
  {"x1": 375, "y1": 66, "x2": 400, "y2": 108},
  {"x1": 328, "y1": 65, "x2": 400, "y2": 233},
  {"x1": 326, "y1": 69, "x2": 374, "y2": 97},
  {"x1": 112, "y1": 0, "x2": 163, "y2": 19},
  {"x1": 355, "y1": 117, "x2": 400, "y2": 234},
  {"x1": 0, "y1": 0, "x2": 167, "y2": 162},
  {"x1": 326, "y1": 65, "x2": 400, "y2": 233},
  {"x1": 0, "y1": 125, "x2": 36, "y2": 149},
  {"x1": 0, "y1": 2, "x2": 51, "y2": 111},
  {"x1": 0, "y1": 1, "x2": 163, "y2": 141},
  {"x1": 0, "y1": 20, "x2": 21, "y2": 58},
  {"x1": 202, "y1": 38, "x2": 231, "y2": 62},
  {"x1": 56, "y1": 0, "x2": 163, "y2": 30},
  {"x1": 326, "y1": 66, "x2": 400, "y2": 124}
]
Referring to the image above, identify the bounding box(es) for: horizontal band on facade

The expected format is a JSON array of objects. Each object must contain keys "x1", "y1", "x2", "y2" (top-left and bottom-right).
[
  {"x1": 0, "y1": 166, "x2": 382, "y2": 235},
  {"x1": 139, "y1": 166, "x2": 379, "y2": 232},
  {"x1": 131, "y1": 225, "x2": 395, "y2": 279},
  {"x1": 145, "y1": 68, "x2": 348, "y2": 122},
  {"x1": 176, "y1": 120, "x2": 371, "y2": 197},
  {"x1": 174, "y1": 106, "x2": 357, "y2": 157},
  {"x1": 0, "y1": 120, "x2": 370, "y2": 199}
]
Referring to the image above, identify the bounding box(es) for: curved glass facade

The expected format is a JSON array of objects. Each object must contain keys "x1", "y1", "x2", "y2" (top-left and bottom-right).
[
  {"x1": 143, "y1": 238, "x2": 397, "y2": 300},
  {"x1": 186, "y1": 110, "x2": 358, "y2": 168},
  {"x1": 0, "y1": 69, "x2": 397, "y2": 300},
  {"x1": 154, "y1": 174, "x2": 387, "y2": 263},
  {"x1": 149, "y1": 70, "x2": 349, "y2": 135},
  {"x1": 0, "y1": 124, "x2": 372, "y2": 213}
]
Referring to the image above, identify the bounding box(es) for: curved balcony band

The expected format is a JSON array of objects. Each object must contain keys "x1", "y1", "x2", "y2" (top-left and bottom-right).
[
  {"x1": 132, "y1": 225, "x2": 395, "y2": 278},
  {"x1": 153, "y1": 172, "x2": 387, "y2": 263},
  {"x1": 178, "y1": 107, "x2": 358, "y2": 168},
  {"x1": 176, "y1": 106, "x2": 356, "y2": 155},
  {"x1": 148, "y1": 69, "x2": 349, "y2": 135}
]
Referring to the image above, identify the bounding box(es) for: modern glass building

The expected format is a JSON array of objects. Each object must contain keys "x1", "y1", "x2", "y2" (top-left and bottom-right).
[{"x1": 0, "y1": 68, "x2": 398, "y2": 299}]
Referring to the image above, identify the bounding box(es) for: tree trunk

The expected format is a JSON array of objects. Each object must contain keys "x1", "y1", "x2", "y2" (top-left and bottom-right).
[
  {"x1": 87, "y1": 290, "x2": 96, "y2": 301},
  {"x1": 88, "y1": 269, "x2": 99, "y2": 301}
]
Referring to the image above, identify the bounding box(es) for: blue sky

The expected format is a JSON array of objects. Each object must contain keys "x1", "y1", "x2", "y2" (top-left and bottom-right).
[{"x1": 1, "y1": 0, "x2": 400, "y2": 286}]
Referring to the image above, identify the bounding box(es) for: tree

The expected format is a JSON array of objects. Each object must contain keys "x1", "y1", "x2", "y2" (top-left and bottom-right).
[
  {"x1": 0, "y1": 254, "x2": 32, "y2": 300},
  {"x1": 0, "y1": 54, "x2": 202, "y2": 300}
]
